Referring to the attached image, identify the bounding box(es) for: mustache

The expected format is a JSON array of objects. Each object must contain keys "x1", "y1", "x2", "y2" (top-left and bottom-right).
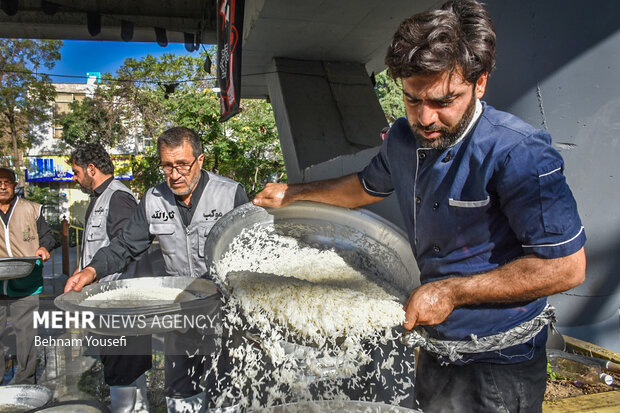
[{"x1": 414, "y1": 123, "x2": 445, "y2": 133}]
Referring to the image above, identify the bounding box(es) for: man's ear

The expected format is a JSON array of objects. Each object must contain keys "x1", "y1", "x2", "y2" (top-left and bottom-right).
[{"x1": 475, "y1": 73, "x2": 488, "y2": 99}]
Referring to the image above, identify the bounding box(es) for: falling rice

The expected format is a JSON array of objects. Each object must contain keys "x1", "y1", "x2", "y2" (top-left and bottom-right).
[{"x1": 206, "y1": 224, "x2": 414, "y2": 409}]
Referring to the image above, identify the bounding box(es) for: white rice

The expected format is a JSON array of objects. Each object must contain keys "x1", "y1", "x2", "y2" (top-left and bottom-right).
[
  {"x1": 206, "y1": 224, "x2": 413, "y2": 409},
  {"x1": 82, "y1": 286, "x2": 184, "y2": 307}
]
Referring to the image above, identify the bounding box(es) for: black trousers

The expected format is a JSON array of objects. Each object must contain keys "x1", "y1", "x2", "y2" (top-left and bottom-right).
[
  {"x1": 414, "y1": 348, "x2": 547, "y2": 413},
  {"x1": 100, "y1": 334, "x2": 152, "y2": 386},
  {"x1": 100, "y1": 330, "x2": 215, "y2": 398}
]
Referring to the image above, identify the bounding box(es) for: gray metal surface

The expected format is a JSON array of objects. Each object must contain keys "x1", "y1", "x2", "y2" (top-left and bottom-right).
[
  {"x1": 206, "y1": 201, "x2": 420, "y2": 299},
  {"x1": 258, "y1": 400, "x2": 421, "y2": 412},
  {"x1": 0, "y1": 256, "x2": 38, "y2": 280},
  {"x1": 0, "y1": 385, "x2": 53, "y2": 412},
  {"x1": 54, "y1": 276, "x2": 221, "y2": 335}
]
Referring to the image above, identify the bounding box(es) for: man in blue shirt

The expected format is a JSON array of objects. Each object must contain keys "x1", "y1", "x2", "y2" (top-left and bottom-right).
[{"x1": 253, "y1": 0, "x2": 586, "y2": 411}]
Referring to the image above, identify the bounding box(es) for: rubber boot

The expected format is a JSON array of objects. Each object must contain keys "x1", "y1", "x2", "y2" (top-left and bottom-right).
[
  {"x1": 109, "y1": 385, "x2": 137, "y2": 413},
  {"x1": 166, "y1": 392, "x2": 206, "y2": 413},
  {"x1": 133, "y1": 373, "x2": 150, "y2": 413}
]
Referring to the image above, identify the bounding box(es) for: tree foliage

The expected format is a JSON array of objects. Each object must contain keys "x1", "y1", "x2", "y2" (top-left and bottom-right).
[
  {"x1": 375, "y1": 69, "x2": 405, "y2": 124},
  {"x1": 57, "y1": 96, "x2": 125, "y2": 147},
  {"x1": 0, "y1": 39, "x2": 62, "y2": 182},
  {"x1": 58, "y1": 48, "x2": 285, "y2": 197}
]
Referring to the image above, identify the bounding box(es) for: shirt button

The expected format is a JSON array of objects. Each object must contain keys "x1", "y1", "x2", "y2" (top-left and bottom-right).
[
  {"x1": 442, "y1": 153, "x2": 453, "y2": 163},
  {"x1": 419, "y1": 152, "x2": 426, "y2": 160},
  {"x1": 415, "y1": 196, "x2": 421, "y2": 204},
  {"x1": 433, "y1": 245, "x2": 440, "y2": 253},
  {"x1": 433, "y1": 202, "x2": 439, "y2": 210}
]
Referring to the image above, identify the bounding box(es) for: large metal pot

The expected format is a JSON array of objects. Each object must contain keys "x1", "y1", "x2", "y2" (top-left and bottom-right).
[
  {"x1": 205, "y1": 202, "x2": 419, "y2": 398},
  {"x1": 206, "y1": 202, "x2": 419, "y2": 297},
  {"x1": 0, "y1": 256, "x2": 39, "y2": 280}
]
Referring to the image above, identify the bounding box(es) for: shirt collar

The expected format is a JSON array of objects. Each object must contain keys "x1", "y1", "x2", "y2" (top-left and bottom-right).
[
  {"x1": 447, "y1": 99, "x2": 483, "y2": 149},
  {"x1": 93, "y1": 176, "x2": 115, "y2": 197}
]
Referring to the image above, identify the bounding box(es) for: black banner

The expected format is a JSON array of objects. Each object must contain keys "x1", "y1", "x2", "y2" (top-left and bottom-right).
[{"x1": 217, "y1": 0, "x2": 245, "y2": 122}]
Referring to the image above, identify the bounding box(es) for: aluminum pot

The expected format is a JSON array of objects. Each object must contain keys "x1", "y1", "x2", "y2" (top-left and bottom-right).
[
  {"x1": 205, "y1": 202, "x2": 419, "y2": 297},
  {"x1": 204, "y1": 202, "x2": 419, "y2": 383}
]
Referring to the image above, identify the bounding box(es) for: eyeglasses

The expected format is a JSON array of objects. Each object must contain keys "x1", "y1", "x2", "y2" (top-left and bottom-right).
[
  {"x1": 0, "y1": 180, "x2": 15, "y2": 187},
  {"x1": 159, "y1": 157, "x2": 198, "y2": 176}
]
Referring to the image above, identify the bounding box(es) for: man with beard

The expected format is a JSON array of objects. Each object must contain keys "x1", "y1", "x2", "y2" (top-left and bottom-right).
[
  {"x1": 0, "y1": 168, "x2": 55, "y2": 385},
  {"x1": 253, "y1": 1, "x2": 586, "y2": 411},
  {"x1": 66, "y1": 127, "x2": 248, "y2": 412},
  {"x1": 69, "y1": 143, "x2": 150, "y2": 412}
]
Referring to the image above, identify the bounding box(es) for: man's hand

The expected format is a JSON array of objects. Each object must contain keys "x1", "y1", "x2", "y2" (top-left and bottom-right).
[
  {"x1": 402, "y1": 279, "x2": 456, "y2": 330},
  {"x1": 34, "y1": 247, "x2": 50, "y2": 262},
  {"x1": 64, "y1": 266, "x2": 97, "y2": 293},
  {"x1": 253, "y1": 183, "x2": 293, "y2": 208}
]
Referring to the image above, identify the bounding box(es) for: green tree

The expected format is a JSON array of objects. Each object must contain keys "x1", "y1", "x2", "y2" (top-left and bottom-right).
[
  {"x1": 227, "y1": 99, "x2": 286, "y2": 197},
  {"x1": 58, "y1": 49, "x2": 285, "y2": 197},
  {"x1": 58, "y1": 96, "x2": 126, "y2": 147},
  {"x1": 375, "y1": 69, "x2": 405, "y2": 124},
  {"x1": 0, "y1": 39, "x2": 62, "y2": 182}
]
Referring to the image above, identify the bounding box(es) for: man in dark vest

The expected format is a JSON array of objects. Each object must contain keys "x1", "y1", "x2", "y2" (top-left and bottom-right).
[
  {"x1": 0, "y1": 167, "x2": 55, "y2": 385},
  {"x1": 66, "y1": 127, "x2": 248, "y2": 412},
  {"x1": 70, "y1": 143, "x2": 150, "y2": 412}
]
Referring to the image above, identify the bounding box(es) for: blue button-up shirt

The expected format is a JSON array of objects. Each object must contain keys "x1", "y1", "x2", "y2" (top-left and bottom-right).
[{"x1": 359, "y1": 101, "x2": 585, "y2": 363}]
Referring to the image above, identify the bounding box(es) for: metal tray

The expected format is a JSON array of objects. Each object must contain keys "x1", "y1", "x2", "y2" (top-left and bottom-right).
[
  {"x1": 206, "y1": 202, "x2": 419, "y2": 300},
  {"x1": 54, "y1": 276, "x2": 221, "y2": 335},
  {"x1": 0, "y1": 385, "x2": 53, "y2": 412},
  {"x1": 0, "y1": 256, "x2": 39, "y2": 280}
]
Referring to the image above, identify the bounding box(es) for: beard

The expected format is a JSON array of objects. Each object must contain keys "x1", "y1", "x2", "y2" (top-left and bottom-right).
[
  {"x1": 168, "y1": 172, "x2": 201, "y2": 196},
  {"x1": 411, "y1": 93, "x2": 477, "y2": 150},
  {"x1": 78, "y1": 174, "x2": 95, "y2": 195}
]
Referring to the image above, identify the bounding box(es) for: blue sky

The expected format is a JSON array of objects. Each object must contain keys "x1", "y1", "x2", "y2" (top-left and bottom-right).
[{"x1": 48, "y1": 40, "x2": 199, "y2": 82}]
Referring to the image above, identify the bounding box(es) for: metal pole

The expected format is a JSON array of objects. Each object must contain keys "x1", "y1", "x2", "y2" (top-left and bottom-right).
[
  {"x1": 75, "y1": 228, "x2": 80, "y2": 267},
  {"x1": 61, "y1": 216, "x2": 69, "y2": 276}
]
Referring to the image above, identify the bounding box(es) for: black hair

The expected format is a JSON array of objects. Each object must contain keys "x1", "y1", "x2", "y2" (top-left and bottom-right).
[
  {"x1": 385, "y1": 0, "x2": 496, "y2": 83},
  {"x1": 69, "y1": 143, "x2": 114, "y2": 175},
  {"x1": 157, "y1": 127, "x2": 203, "y2": 158}
]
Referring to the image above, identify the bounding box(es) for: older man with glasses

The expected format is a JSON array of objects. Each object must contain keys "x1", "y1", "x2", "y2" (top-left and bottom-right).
[{"x1": 66, "y1": 127, "x2": 247, "y2": 413}]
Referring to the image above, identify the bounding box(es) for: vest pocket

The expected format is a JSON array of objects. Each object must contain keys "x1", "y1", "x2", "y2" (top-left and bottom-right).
[
  {"x1": 149, "y1": 223, "x2": 175, "y2": 235},
  {"x1": 149, "y1": 223, "x2": 176, "y2": 254}
]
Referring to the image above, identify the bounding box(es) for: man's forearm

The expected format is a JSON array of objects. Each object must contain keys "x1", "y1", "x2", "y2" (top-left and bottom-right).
[
  {"x1": 254, "y1": 174, "x2": 383, "y2": 209},
  {"x1": 450, "y1": 247, "x2": 586, "y2": 306},
  {"x1": 403, "y1": 247, "x2": 586, "y2": 328}
]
